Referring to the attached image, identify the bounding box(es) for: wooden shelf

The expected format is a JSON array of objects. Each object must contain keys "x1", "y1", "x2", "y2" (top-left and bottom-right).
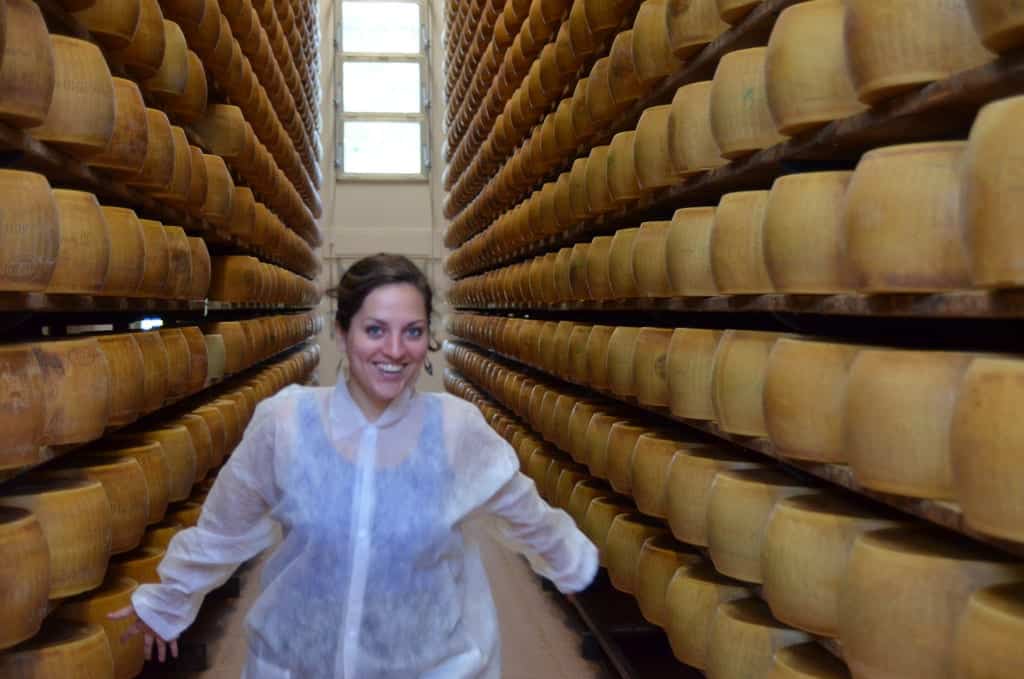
[
  {"x1": 0, "y1": 338, "x2": 317, "y2": 485},
  {"x1": 0, "y1": 294, "x2": 314, "y2": 317},
  {"x1": 447, "y1": 43, "x2": 1024, "y2": 275},
  {"x1": 454, "y1": 289, "x2": 1024, "y2": 320},
  {"x1": 447, "y1": 337, "x2": 1024, "y2": 561}
]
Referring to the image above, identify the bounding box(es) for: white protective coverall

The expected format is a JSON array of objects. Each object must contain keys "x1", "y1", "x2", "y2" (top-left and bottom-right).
[{"x1": 132, "y1": 380, "x2": 599, "y2": 678}]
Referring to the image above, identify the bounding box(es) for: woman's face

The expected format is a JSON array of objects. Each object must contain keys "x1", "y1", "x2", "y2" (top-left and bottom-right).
[{"x1": 338, "y1": 282, "x2": 430, "y2": 417}]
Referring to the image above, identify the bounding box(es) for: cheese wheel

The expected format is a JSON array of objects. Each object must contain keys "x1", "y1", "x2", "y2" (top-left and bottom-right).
[
  {"x1": 555, "y1": 468, "x2": 592, "y2": 510},
  {"x1": 186, "y1": 145, "x2": 208, "y2": 214},
  {"x1": 605, "y1": 421, "x2": 656, "y2": 494},
  {"x1": 632, "y1": 0, "x2": 682, "y2": 85},
  {"x1": 708, "y1": 598, "x2": 811, "y2": 679},
  {"x1": 108, "y1": 546, "x2": 164, "y2": 585},
  {"x1": 632, "y1": 433, "x2": 704, "y2": 518},
  {"x1": 569, "y1": 158, "x2": 592, "y2": 221},
  {"x1": 839, "y1": 527, "x2": 1024, "y2": 679},
  {"x1": 665, "y1": 563, "x2": 752, "y2": 669},
  {"x1": 844, "y1": 0, "x2": 993, "y2": 105},
  {"x1": 567, "y1": 480, "x2": 616, "y2": 526},
  {"x1": 551, "y1": 392, "x2": 579, "y2": 450},
  {"x1": 204, "y1": 322, "x2": 249, "y2": 375},
  {"x1": 710, "y1": 191, "x2": 773, "y2": 294},
  {"x1": 636, "y1": 535, "x2": 701, "y2": 626},
  {"x1": 54, "y1": 576, "x2": 141, "y2": 679},
  {"x1": 666, "y1": 328, "x2": 723, "y2": 422},
  {"x1": 567, "y1": 245, "x2": 590, "y2": 304},
  {"x1": 98, "y1": 208, "x2": 145, "y2": 298},
  {"x1": 585, "y1": 145, "x2": 616, "y2": 216},
  {"x1": 158, "y1": 328, "x2": 192, "y2": 400},
  {"x1": 129, "y1": 331, "x2": 168, "y2": 414},
  {"x1": 159, "y1": 51, "x2": 207, "y2": 123},
  {"x1": 634, "y1": 327, "x2": 673, "y2": 407},
  {"x1": 608, "y1": 228, "x2": 640, "y2": 299},
  {"x1": 634, "y1": 105, "x2": 677, "y2": 192},
  {"x1": 968, "y1": 0, "x2": 1024, "y2": 52},
  {"x1": 762, "y1": 493, "x2": 905, "y2": 637},
  {"x1": 954, "y1": 584, "x2": 1024, "y2": 678},
  {"x1": 37, "y1": 455, "x2": 148, "y2": 555},
  {"x1": 568, "y1": 325, "x2": 594, "y2": 384},
  {"x1": 715, "y1": 0, "x2": 760, "y2": 23},
  {"x1": 123, "y1": 109, "x2": 175, "y2": 191},
  {"x1": 143, "y1": 20, "x2": 188, "y2": 96},
  {"x1": 537, "y1": 321, "x2": 560, "y2": 374},
  {"x1": 669, "y1": 80, "x2": 726, "y2": 178},
  {"x1": 567, "y1": 403, "x2": 602, "y2": 464},
  {"x1": 711, "y1": 330, "x2": 780, "y2": 436},
  {"x1": 0, "y1": 170, "x2": 60, "y2": 292},
  {"x1": 35, "y1": 338, "x2": 111, "y2": 445},
  {"x1": 582, "y1": 497, "x2": 634, "y2": 565},
  {"x1": 88, "y1": 440, "x2": 168, "y2": 525},
  {"x1": 48, "y1": 190, "x2": 111, "y2": 295},
  {"x1": 136, "y1": 219, "x2": 171, "y2": 299},
  {"x1": 0, "y1": 0, "x2": 55, "y2": 128},
  {"x1": 179, "y1": 327, "x2": 209, "y2": 395},
  {"x1": 846, "y1": 348, "x2": 973, "y2": 499},
  {"x1": 950, "y1": 357, "x2": 1024, "y2": 541},
  {"x1": 0, "y1": 507, "x2": 49, "y2": 650},
  {"x1": 763, "y1": 338, "x2": 859, "y2": 463},
  {"x1": 134, "y1": 426, "x2": 197, "y2": 502},
  {"x1": 585, "y1": 327, "x2": 614, "y2": 391},
  {"x1": 150, "y1": 127, "x2": 191, "y2": 205},
  {"x1": 95, "y1": 334, "x2": 145, "y2": 427},
  {"x1": 667, "y1": 0, "x2": 728, "y2": 58},
  {"x1": 844, "y1": 142, "x2": 970, "y2": 292},
  {"x1": 0, "y1": 479, "x2": 112, "y2": 599},
  {"x1": 0, "y1": 344, "x2": 46, "y2": 470},
  {"x1": 666, "y1": 207, "x2": 718, "y2": 297},
  {"x1": 193, "y1": 405, "x2": 228, "y2": 467},
  {"x1": 545, "y1": 459, "x2": 584, "y2": 504},
  {"x1": 609, "y1": 30, "x2": 642, "y2": 106},
  {"x1": 632, "y1": 222, "x2": 673, "y2": 298},
  {"x1": 765, "y1": 1, "x2": 866, "y2": 135},
  {"x1": 608, "y1": 131, "x2": 641, "y2": 204},
  {"x1": 202, "y1": 154, "x2": 235, "y2": 226},
  {"x1": 763, "y1": 172, "x2": 855, "y2": 293},
  {"x1": 707, "y1": 469, "x2": 815, "y2": 583},
  {"x1": 187, "y1": 240, "x2": 210, "y2": 301},
  {"x1": 174, "y1": 413, "x2": 214, "y2": 481},
  {"x1": 0, "y1": 620, "x2": 114, "y2": 678},
  {"x1": 211, "y1": 399, "x2": 241, "y2": 451},
  {"x1": 168, "y1": 501, "x2": 202, "y2": 527},
  {"x1": 605, "y1": 326, "x2": 639, "y2": 398},
  {"x1": 31, "y1": 36, "x2": 115, "y2": 156},
  {"x1": 143, "y1": 520, "x2": 181, "y2": 549},
  {"x1": 209, "y1": 256, "x2": 263, "y2": 302},
  {"x1": 605, "y1": 513, "x2": 669, "y2": 594},
  {"x1": 963, "y1": 96, "x2": 1024, "y2": 288},
  {"x1": 581, "y1": 236, "x2": 612, "y2": 302},
  {"x1": 115, "y1": 0, "x2": 165, "y2": 80},
  {"x1": 769, "y1": 643, "x2": 852, "y2": 679},
  {"x1": 710, "y1": 48, "x2": 787, "y2": 159},
  {"x1": 586, "y1": 57, "x2": 621, "y2": 126},
  {"x1": 87, "y1": 78, "x2": 148, "y2": 175},
  {"x1": 667, "y1": 446, "x2": 765, "y2": 548}
]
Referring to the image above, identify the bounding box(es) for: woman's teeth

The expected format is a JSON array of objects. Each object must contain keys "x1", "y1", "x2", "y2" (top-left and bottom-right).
[{"x1": 376, "y1": 363, "x2": 403, "y2": 374}]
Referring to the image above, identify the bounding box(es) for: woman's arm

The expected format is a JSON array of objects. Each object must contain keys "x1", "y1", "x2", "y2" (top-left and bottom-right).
[
  {"x1": 126, "y1": 397, "x2": 284, "y2": 643},
  {"x1": 449, "y1": 398, "x2": 599, "y2": 594}
]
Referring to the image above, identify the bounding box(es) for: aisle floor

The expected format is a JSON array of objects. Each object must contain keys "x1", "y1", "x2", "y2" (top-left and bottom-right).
[{"x1": 176, "y1": 533, "x2": 610, "y2": 678}]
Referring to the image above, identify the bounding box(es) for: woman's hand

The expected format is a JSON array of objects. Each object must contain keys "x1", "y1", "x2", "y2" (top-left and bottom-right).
[{"x1": 108, "y1": 605, "x2": 179, "y2": 663}]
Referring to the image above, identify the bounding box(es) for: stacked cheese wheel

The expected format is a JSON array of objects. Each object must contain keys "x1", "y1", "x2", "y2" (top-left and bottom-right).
[{"x1": 444, "y1": 337, "x2": 1024, "y2": 678}]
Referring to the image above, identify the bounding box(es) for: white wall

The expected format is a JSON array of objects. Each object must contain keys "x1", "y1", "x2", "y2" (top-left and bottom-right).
[{"x1": 314, "y1": 0, "x2": 452, "y2": 391}]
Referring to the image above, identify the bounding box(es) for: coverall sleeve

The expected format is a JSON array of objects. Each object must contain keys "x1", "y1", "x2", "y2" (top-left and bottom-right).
[
  {"x1": 456, "y1": 402, "x2": 599, "y2": 595},
  {"x1": 131, "y1": 398, "x2": 282, "y2": 641}
]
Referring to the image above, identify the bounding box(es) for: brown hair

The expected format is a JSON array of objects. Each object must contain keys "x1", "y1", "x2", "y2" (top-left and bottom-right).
[{"x1": 331, "y1": 254, "x2": 439, "y2": 351}]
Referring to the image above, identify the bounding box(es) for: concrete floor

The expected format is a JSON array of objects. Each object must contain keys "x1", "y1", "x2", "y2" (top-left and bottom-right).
[{"x1": 175, "y1": 534, "x2": 610, "y2": 679}]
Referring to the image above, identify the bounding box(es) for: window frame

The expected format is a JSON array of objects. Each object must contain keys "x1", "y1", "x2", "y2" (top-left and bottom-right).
[{"x1": 335, "y1": 0, "x2": 431, "y2": 182}]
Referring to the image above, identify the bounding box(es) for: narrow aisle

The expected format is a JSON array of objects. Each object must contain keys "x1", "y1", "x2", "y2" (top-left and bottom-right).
[{"x1": 173, "y1": 535, "x2": 610, "y2": 678}]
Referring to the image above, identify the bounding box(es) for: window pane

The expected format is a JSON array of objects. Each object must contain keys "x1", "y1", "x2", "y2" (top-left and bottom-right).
[
  {"x1": 342, "y1": 2, "x2": 420, "y2": 54},
  {"x1": 343, "y1": 61, "x2": 421, "y2": 113},
  {"x1": 343, "y1": 121, "x2": 422, "y2": 174}
]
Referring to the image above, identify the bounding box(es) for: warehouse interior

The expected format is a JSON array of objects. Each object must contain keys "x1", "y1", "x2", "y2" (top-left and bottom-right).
[{"x1": 3, "y1": 0, "x2": 1024, "y2": 678}]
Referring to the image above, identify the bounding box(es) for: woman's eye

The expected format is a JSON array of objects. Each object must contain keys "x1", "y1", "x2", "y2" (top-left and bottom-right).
[
  {"x1": 366, "y1": 326, "x2": 383, "y2": 337},
  {"x1": 407, "y1": 327, "x2": 424, "y2": 338}
]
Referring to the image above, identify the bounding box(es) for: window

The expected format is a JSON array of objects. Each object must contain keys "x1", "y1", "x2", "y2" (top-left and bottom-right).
[{"x1": 336, "y1": 0, "x2": 430, "y2": 179}]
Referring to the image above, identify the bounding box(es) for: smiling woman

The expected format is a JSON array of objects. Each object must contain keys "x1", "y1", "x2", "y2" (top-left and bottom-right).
[{"x1": 116, "y1": 253, "x2": 599, "y2": 679}]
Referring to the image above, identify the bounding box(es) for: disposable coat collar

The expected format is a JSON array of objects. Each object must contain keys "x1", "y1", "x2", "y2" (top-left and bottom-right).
[{"x1": 329, "y1": 378, "x2": 416, "y2": 438}]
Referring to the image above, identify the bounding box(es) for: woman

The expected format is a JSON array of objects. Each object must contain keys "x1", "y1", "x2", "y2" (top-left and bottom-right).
[{"x1": 112, "y1": 254, "x2": 599, "y2": 678}]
